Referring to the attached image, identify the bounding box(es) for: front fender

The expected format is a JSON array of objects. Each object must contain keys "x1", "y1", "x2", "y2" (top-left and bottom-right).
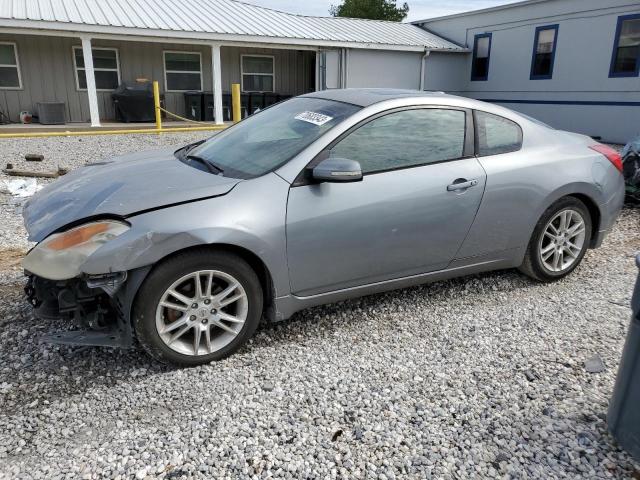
[{"x1": 79, "y1": 173, "x2": 291, "y2": 297}]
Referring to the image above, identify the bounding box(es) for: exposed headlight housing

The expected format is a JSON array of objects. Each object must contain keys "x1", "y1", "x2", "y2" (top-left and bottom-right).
[{"x1": 23, "y1": 220, "x2": 130, "y2": 280}]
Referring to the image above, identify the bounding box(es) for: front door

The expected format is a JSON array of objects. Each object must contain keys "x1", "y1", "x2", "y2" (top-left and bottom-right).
[{"x1": 286, "y1": 107, "x2": 486, "y2": 296}]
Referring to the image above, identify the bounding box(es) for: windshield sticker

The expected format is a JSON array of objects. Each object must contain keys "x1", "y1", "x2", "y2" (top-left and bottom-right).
[{"x1": 294, "y1": 111, "x2": 333, "y2": 126}]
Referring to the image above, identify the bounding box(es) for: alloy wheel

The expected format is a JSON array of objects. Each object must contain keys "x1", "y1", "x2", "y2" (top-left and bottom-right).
[
  {"x1": 155, "y1": 270, "x2": 248, "y2": 356},
  {"x1": 538, "y1": 208, "x2": 587, "y2": 273}
]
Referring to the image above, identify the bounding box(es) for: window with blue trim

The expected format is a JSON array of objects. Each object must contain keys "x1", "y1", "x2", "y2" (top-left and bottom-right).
[
  {"x1": 610, "y1": 14, "x2": 640, "y2": 77},
  {"x1": 471, "y1": 33, "x2": 492, "y2": 81},
  {"x1": 530, "y1": 25, "x2": 558, "y2": 79}
]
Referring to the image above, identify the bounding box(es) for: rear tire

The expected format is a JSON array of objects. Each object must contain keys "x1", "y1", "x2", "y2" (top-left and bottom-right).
[
  {"x1": 519, "y1": 197, "x2": 592, "y2": 282},
  {"x1": 132, "y1": 249, "x2": 263, "y2": 367}
]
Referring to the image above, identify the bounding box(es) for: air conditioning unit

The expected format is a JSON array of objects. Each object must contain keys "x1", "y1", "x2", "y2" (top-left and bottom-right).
[{"x1": 36, "y1": 102, "x2": 66, "y2": 125}]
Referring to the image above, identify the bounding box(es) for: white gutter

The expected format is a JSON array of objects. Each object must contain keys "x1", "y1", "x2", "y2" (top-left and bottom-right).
[
  {"x1": 419, "y1": 50, "x2": 430, "y2": 91},
  {"x1": 0, "y1": 19, "x2": 462, "y2": 53}
]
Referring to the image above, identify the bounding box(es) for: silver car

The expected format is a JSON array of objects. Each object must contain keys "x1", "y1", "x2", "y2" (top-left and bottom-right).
[{"x1": 22, "y1": 89, "x2": 625, "y2": 366}]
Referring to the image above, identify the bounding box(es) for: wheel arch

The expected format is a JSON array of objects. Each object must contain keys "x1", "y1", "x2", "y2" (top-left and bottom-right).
[
  {"x1": 127, "y1": 243, "x2": 277, "y2": 326},
  {"x1": 535, "y1": 184, "x2": 603, "y2": 249},
  {"x1": 566, "y1": 193, "x2": 601, "y2": 247}
]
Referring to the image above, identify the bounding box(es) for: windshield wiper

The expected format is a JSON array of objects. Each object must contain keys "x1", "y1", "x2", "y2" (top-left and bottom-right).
[{"x1": 185, "y1": 154, "x2": 224, "y2": 175}]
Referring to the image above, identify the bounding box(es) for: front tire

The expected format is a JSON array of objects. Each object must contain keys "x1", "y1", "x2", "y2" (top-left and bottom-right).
[
  {"x1": 133, "y1": 250, "x2": 263, "y2": 366},
  {"x1": 519, "y1": 197, "x2": 592, "y2": 282}
]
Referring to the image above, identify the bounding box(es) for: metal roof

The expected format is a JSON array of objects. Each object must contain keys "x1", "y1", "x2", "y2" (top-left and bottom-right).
[{"x1": 0, "y1": 0, "x2": 464, "y2": 52}]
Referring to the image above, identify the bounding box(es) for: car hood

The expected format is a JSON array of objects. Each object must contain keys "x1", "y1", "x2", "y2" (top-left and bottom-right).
[{"x1": 23, "y1": 147, "x2": 241, "y2": 242}]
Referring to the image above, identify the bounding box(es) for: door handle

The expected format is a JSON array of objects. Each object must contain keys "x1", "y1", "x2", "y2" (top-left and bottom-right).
[{"x1": 447, "y1": 179, "x2": 478, "y2": 192}]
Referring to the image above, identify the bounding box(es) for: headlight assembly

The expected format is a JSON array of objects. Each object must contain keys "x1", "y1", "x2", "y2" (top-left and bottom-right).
[{"x1": 23, "y1": 220, "x2": 130, "y2": 280}]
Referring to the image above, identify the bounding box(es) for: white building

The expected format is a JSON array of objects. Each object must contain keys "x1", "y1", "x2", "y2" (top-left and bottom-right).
[
  {"x1": 0, "y1": 0, "x2": 462, "y2": 126},
  {"x1": 414, "y1": 0, "x2": 640, "y2": 144}
]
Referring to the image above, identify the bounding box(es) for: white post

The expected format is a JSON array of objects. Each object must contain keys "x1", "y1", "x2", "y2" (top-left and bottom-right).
[
  {"x1": 80, "y1": 36, "x2": 101, "y2": 127},
  {"x1": 211, "y1": 44, "x2": 223, "y2": 125}
]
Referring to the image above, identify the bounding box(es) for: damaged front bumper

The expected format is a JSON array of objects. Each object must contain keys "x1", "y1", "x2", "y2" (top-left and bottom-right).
[{"x1": 25, "y1": 267, "x2": 150, "y2": 348}]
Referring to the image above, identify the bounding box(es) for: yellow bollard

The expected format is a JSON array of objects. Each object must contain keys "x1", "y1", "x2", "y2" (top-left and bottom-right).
[
  {"x1": 231, "y1": 83, "x2": 241, "y2": 123},
  {"x1": 153, "y1": 80, "x2": 162, "y2": 131}
]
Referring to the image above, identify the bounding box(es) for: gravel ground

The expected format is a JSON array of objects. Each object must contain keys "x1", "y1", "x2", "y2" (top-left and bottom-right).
[
  {"x1": 0, "y1": 134, "x2": 640, "y2": 479},
  {"x1": 0, "y1": 132, "x2": 212, "y2": 251}
]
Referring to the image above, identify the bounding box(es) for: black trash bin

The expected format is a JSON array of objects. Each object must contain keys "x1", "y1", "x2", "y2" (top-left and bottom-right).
[
  {"x1": 203, "y1": 92, "x2": 214, "y2": 122},
  {"x1": 608, "y1": 253, "x2": 640, "y2": 461},
  {"x1": 249, "y1": 92, "x2": 265, "y2": 115},
  {"x1": 240, "y1": 93, "x2": 251, "y2": 119},
  {"x1": 112, "y1": 82, "x2": 159, "y2": 122},
  {"x1": 222, "y1": 93, "x2": 232, "y2": 121},
  {"x1": 183, "y1": 91, "x2": 203, "y2": 121},
  {"x1": 263, "y1": 93, "x2": 280, "y2": 108}
]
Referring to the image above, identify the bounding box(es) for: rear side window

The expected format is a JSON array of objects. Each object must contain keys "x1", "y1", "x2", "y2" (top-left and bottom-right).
[
  {"x1": 330, "y1": 108, "x2": 466, "y2": 174},
  {"x1": 474, "y1": 111, "x2": 523, "y2": 156}
]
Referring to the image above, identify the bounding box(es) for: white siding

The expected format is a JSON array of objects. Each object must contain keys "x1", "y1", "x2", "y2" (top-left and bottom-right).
[
  {"x1": 418, "y1": 0, "x2": 640, "y2": 143},
  {"x1": 0, "y1": 34, "x2": 315, "y2": 122},
  {"x1": 347, "y1": 50, "x2": 423, "y2": 90},
  {"x1": 423, "y1": 52, "x2": 467, "y2": 92}
]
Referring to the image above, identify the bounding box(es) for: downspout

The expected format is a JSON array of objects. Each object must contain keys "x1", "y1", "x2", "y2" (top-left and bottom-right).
[
  {"x1": 342, "y1": 48, "x2": 349, "y2": 88},
  {"x1": 419, "y1": 49, "x2": 430, "y2": 91}
]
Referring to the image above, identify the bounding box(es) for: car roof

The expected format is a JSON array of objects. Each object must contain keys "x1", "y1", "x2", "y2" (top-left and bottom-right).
[
  {"x1": 300, "y1": 88, "x2": 452, "y2": 107},
  {"x1": 300, "y1": 88, "x2": 547, "y2": 128}
]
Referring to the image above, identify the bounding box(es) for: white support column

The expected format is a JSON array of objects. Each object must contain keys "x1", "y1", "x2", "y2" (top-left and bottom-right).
[
  {"x1": 211, "y1": 43, "x2": 224, "y2": 125},
  {"x1": 80, "y1": 36, "x2": 101, "y2": 127}
]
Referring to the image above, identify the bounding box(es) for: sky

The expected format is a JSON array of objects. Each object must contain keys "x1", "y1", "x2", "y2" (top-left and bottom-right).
[{"x1": 241, "y1": 0, "x2": 523, "y2": 22}]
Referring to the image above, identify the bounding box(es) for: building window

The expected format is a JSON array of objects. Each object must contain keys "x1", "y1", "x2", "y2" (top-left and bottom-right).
[
  {"x1": 73, "y1": 47, "x2": 120, "y2": 91},
  {"x1": 0, "y1": 42, "x2": 22, "y2": 89},
  {"x1": 164, "y1": 51, "x2": 202, "y2": 91},
  {"x1": 530, "y1": 25, "x2": 559, "y2": 79},
  {"x1": 610, "y1": 14, "x2": 640, "y2": 78},
  {"x1": 474, "y1": 111, "x2": 523, "y2": 157},
  {"x1": 241, "y1": 55, "x2": 274, "y2": 92},
  {"x1": 471, "y1": 33, "x2": 492, "y2": 81}
]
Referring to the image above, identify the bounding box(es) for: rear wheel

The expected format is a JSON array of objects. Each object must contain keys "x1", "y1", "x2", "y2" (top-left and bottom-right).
[
  {"x1": 519, "y1": 197, "x2": 592, "y2": 282},
  {"x1": 133, "y1": 250, "x2": 263, "y2": 366}
]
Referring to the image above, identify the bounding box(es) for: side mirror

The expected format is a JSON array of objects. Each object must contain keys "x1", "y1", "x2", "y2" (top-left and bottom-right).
[{"x1": 312, "y1": 157, "x2": 363, "y2": 183}]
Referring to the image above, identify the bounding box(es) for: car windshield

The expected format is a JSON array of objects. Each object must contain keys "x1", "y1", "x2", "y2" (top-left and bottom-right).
[{"x1": 184, "y1": 97, "x2": 361, "y2": 179}]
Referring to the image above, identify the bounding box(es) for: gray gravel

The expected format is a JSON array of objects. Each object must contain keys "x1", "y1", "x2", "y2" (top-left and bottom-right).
[{"x1": 1, "y1": 134, "x2": 640, "y2": 479}]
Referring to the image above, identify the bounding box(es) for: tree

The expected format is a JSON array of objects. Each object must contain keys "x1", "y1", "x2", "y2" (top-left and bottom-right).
[{"x1": 329, "y1": 0, "x2": 409, "y2": 22}]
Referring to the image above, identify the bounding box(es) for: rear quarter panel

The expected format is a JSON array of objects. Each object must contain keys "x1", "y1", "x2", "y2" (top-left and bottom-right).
[{"x1": 456, "y1": 126, "x2": 613, "y2": 260}]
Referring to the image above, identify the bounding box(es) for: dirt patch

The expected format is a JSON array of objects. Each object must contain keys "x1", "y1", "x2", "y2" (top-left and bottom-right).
[{"x1": 0, "y1": 247, "x2": 26, "y2": 270}]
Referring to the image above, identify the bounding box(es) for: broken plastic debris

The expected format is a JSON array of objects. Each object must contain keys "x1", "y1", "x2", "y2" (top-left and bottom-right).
[{"x1": 0, "y1": 178, "x2": 43, "y2": 197}]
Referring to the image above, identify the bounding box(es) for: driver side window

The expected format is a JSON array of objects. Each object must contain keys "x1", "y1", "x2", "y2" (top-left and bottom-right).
[{"x1": 330, "y1": 108, "x2": 466, "y2": 174}]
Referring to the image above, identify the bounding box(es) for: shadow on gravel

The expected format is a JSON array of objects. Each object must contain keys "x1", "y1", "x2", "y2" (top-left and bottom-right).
[
  {"x1": 0, "y1": 278, "x2": 178, "y2": 413},
  {"x1": 0, "y1": 266, "x2": 539, "y2": 414},
  {"x1": 264, "y1": 267, "x2": 539, "y2": 336}
]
